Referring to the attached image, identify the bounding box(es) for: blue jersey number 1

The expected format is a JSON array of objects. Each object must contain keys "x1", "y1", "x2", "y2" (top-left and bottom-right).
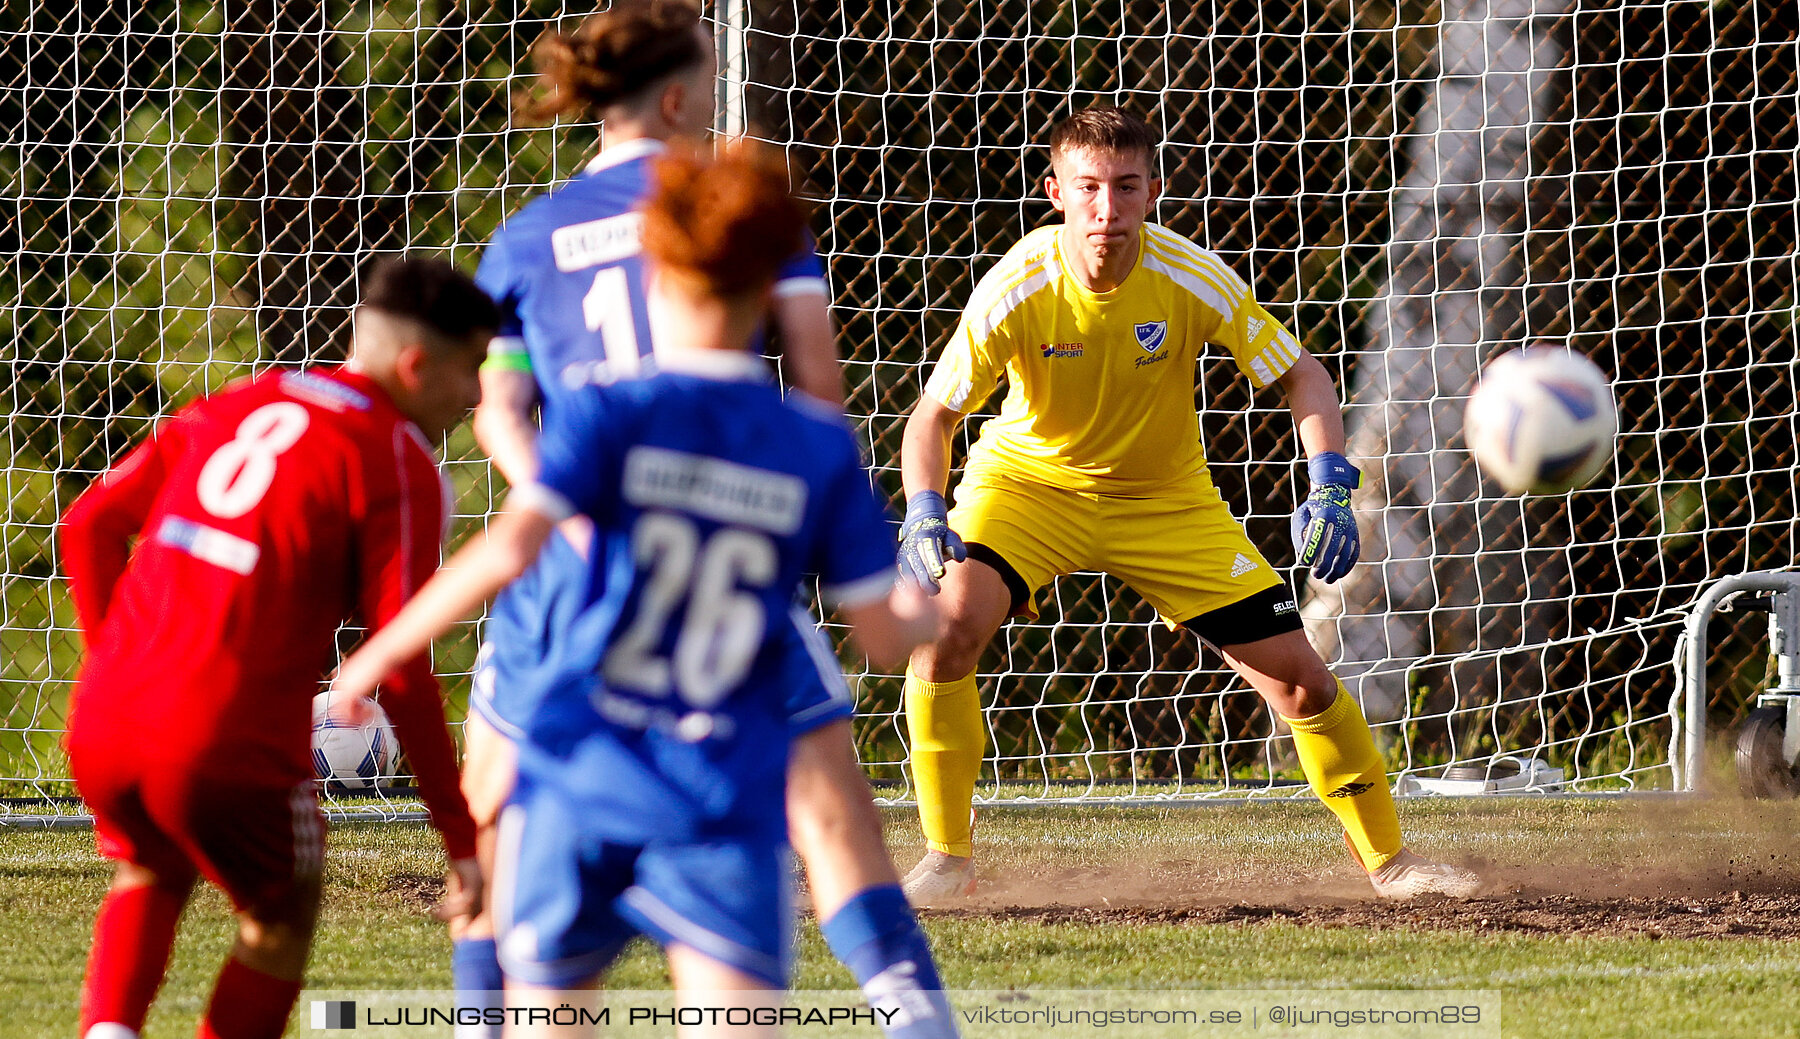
[{"x1": 582, "y1": 266, "x2": 644, "y2": 377}]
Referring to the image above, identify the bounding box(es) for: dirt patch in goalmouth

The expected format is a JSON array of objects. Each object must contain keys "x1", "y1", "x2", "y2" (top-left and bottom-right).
[
  {"x1": 914, "y1": 797, "x2": 1800, "y2": 941},
  {"x1": 927, "y1": 891, "x2": 1800, "y2": 941}
]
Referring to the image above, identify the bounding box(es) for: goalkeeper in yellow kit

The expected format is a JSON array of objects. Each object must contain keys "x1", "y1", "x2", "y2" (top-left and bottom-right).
[{"x1": 897, "y1": 105, "x2": 1479, "y2": 904}]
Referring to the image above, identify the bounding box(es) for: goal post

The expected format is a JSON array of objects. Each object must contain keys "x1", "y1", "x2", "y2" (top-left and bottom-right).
[
  {"x1": 3, "y1": 1, "x2": 1797, "y2": 819},
  {"x1": 741, "y1": 0, "x2": 1799, "y2": 801}
]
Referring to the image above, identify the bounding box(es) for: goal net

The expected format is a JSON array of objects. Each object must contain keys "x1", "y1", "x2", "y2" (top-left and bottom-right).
[{"x1": 4, "y1": 1, "x2": 1796, "y2": 814}]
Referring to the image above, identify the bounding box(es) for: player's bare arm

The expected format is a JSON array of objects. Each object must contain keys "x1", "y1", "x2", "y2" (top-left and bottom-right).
[
  {"x1": 1274, "y1": 350, "x2": 1350, "y2": 458},
  {"x1": 472, "y1": 364, "x2": 542, "y2": 487},
  {"x1": 898, "y1": 396, "x2": 969, "y2": 593},
  {"x1": 901, "y1": 394, "x2": 963, "y2": 498},
  {"x1": 439, "y1": 857, "x2": 484, "y2": 923},
  {"x1": 838, "y1": 580, "x2": 943, "y2": 669},
  {"x1": 1275, "y1": 350, "x2": 1361, "y2": 584},
  {"x1": 772, "y1": 288, "x2": 845, "y2": 406},
  {"x1": 333, "y1": 503, "x2": 555, "y2": 710},
  {"x1": 471, "y1": 365, "x2": 596, "y2": 554}
]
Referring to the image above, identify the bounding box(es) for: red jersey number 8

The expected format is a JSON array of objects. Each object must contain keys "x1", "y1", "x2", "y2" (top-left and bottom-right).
[{"x1": 196, "y1": 402, "x2": 311, "y2": 519}]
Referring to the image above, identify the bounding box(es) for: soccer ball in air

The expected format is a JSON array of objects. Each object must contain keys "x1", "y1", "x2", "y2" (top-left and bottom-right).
[
  {"x1": 1463, "y1": 347, "x2": 1617, "y2": 495},
  {"x1": 311, "y1": 691, "x2": 400, "y2": 790}
]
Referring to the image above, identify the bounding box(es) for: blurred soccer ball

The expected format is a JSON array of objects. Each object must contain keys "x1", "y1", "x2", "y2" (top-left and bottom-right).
[
  {"x1": 1464, "y1": 347, "x2": 1617, "y2": 495},
  {"x1": 311, "y1": 691, "x2": 399, "y2": 790}
]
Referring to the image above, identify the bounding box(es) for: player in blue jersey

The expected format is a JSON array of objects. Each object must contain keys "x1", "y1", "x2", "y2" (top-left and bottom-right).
[
  {"x1": 454, "y1": 9, "x2": 955, "y2": 1037},
  {"x1": 332, "y1": 145, "x2": 943, "y2": 1035}
]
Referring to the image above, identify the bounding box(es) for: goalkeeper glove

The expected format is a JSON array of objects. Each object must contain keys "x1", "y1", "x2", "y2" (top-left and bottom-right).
[
  {"x1": 898, "y1": 490, "x2": 966, "y2": 594},
  {"x1": 1291, "y1": 452, "x2": 1361, "y2": 584}
]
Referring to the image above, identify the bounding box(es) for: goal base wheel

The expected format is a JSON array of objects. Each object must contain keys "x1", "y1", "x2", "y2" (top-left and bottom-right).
[{"x1": 1736, "y1": 706, "x2": 1800, "y2": 799}]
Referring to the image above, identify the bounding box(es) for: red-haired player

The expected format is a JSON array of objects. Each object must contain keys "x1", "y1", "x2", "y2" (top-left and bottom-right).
[{"x1": 332, "y1": 145, "x2": 945, "y2": 1039}]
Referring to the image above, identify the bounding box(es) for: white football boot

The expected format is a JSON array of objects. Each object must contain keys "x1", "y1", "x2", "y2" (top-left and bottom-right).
[
  {"x1": 901, "y1": 850, "x2": 977, "y2": 906},
  {"x1": 1368, "y1": 848, "x2": 1482, "y2": 899}
]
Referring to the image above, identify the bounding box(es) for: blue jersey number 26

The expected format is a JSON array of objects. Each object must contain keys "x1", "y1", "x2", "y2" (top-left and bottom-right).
[{"x1": 602, "y1": 512, "x2": 776, "y2": 709}]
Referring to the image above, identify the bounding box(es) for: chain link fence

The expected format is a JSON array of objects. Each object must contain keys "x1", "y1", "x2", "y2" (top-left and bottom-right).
[{"x1": 3, "y1": 1, "x2": 1796, "y2": 807}]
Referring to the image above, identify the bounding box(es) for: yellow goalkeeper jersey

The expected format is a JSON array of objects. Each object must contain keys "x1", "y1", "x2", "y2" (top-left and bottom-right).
[{"x1": 924, "y1": 222, "x2": 1306, "y2": 495}]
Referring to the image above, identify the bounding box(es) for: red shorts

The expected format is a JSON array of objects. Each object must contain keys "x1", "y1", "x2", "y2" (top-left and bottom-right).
[{"x1": 73, "y1": 748, "x2": 325, "y2": 912}]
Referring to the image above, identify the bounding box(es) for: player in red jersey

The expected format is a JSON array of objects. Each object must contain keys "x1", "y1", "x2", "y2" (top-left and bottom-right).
[{"x1": 61, "y1": 258, "x2": 496, "y2": 1039}]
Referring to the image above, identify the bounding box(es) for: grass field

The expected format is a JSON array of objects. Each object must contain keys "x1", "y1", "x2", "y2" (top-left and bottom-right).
[{"x1": 6, "y1": 796, "x2": 1800, "y2": 1038}]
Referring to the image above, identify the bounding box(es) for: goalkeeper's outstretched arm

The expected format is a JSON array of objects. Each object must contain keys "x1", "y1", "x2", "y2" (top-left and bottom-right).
[
  {"x1": 1273, "y1": 350, "x2": 1348, "y2": 459},
  {"x1": 897, "y1": 395, "x2": 970, "y2": 593},
  {"x1": 900, "y1": 393, "x2": 964, "y2": 498},
  {"x1": 1275, "y1": 350, "x2": 1362, "y2": 584}
]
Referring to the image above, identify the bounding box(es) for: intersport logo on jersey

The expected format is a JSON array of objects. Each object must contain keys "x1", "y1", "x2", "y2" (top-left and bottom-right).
[{"x1": 1039, "y1": 342, "x2": 1084, "y2": 358}]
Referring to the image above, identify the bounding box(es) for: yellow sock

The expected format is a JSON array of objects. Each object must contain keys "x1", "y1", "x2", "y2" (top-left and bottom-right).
[
  {"x1": 905, "y1": 669, "x2": 984, "y2": 857},
  {"x1": 1283, "y1": 682, "x2": 1402, "y2": 871}
]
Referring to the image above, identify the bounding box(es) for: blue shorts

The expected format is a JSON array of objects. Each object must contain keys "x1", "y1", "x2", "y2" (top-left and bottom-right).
[
  {"x1": 476, "y1": 588, "x2": 853, "y2": 743},
  {"x1": 492, "y1": 780, "x2": 792, "y2": 988}
]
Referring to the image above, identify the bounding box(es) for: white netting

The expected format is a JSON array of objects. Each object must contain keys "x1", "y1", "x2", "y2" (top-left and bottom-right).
[{"x1": 3, "y1": 2, "x2": 1797, "y2": 815}]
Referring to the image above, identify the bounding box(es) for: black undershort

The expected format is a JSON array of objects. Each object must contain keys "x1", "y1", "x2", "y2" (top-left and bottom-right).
[{"x1": 1179, "y1": 583, "x2": 1304, "y2": 649}]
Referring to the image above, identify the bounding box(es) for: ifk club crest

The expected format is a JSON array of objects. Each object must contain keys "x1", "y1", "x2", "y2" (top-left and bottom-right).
[{"x1": 1133, "y1": 320, "x2": 1167, "y2": 352}]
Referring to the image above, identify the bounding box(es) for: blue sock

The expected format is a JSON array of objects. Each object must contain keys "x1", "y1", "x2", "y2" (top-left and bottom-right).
[
  {"x1": 820, "y1": 885, "x2": 959, "y2": 1039},
  {"x1": 452, "y1": 937, "x2": 504, "y2": 1039}
]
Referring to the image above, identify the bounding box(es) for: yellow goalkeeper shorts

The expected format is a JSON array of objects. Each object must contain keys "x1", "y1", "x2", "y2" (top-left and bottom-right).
[{"x1": 945, "y1": 467, "x2": 1291, "y2": 632}]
